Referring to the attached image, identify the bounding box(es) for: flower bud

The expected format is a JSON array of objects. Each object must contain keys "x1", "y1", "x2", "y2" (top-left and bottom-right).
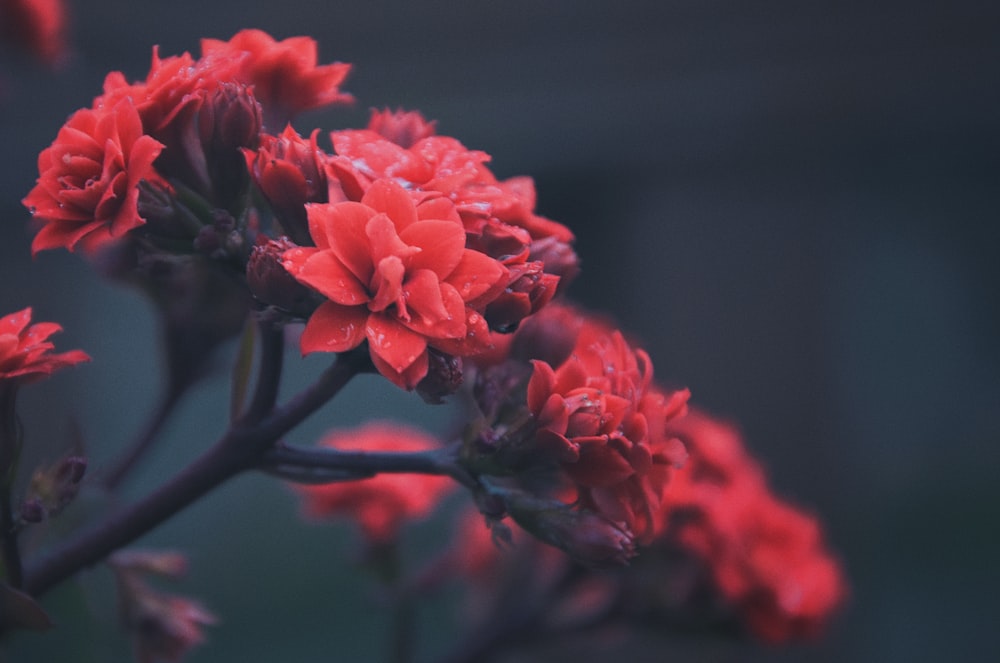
[
  {"x1": 529, "y1": 236, "x2": 581, "y2": 292},
  {"x1": 504, "y1": 492, "x2": 637, "y2": 566},
  {"x1": 19, "y1": 499, "x2": 45, "y2": 524},
  {"x1": 415, "y1": 350, "x2": 463, "y2": 404},
  {"x1": 246, "y1": 237, "x2": 319, "y2": 318},
  {"x1": 244, "y1": 126, "x2": 328, "y2": 245}
]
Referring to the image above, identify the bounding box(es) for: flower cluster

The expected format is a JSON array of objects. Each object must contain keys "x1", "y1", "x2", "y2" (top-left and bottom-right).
[
  {"x1": 661, "y1": 410, "x2": 847, "y2": 641},
  {"x1": 22, "y1": 29, "x2": 351, "y2": 255},
  {"x1": 12, "y1": 28, "x2": 846, "y2": 660},
  {"x1": 463, "y1": 304, "x2": 689, "y2": 561}
]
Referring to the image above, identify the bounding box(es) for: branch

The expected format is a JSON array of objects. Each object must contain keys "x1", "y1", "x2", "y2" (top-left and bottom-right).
[
  {"x1": 23, "y1": 350, "x2": 368, "y2": 597},
  {"x1": 237, "y1": 317, "x2": 285, "y2": 426},
  {"x1": 257, "y1": 441, "x2": 477, "y2": 489}
]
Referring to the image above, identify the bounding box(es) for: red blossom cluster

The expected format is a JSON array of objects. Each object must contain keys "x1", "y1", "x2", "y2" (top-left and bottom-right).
[
  {"x1": 282, "y1": 180, "x2": 509, "y2": 388},
  {"x1": 662, "y1": 410, "x2": 847, "y2": 641},
  {"x1": 12, "y1": 29, "x2": 847, "y2": 657},
  {"x1": 294, "y1": 423, "x2": 456, "y2": 543},
  {"x1": 524, "y1": 308, "x2": 690, "y2": 544},
  {"x1": 22, "y1": 29, "x2": 351, "y2": 254},
  {"x1": 0, "y1": 308, "x2": 88, "y2": 384}
]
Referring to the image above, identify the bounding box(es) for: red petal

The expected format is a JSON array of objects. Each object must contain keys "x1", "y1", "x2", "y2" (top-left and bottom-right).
[
  {"x1": 365, "y1": 314, "x2": 427, "y2": 373},
  {"x1": 527, "y1": 360, "x2": 557, "y2": 414},
  {"x1": 398, "y1": 220, "x2": 465, "y2": 276},
  {"x1": 292, "y1": 250, "x2": 369, "y2": 305},
  {"x1": 445, "y1": 249, "x2": 507, "y2": 305},
  {"x1": 300, "y1": 301, "x2": 368, "y2": 354},
  {"x1": 361, "y1": 179, "x2": 418, "y2": 230}
]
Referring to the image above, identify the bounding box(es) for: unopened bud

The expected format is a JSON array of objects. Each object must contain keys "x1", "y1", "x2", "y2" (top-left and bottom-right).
[
  {"x1": 529, "y1": 236, "x2": 580, "y2": 292},
  {"x1": 19, "y1": 499, "x2": 45, "y2": 524},
  {"x1": 246, "y1": 237, "x2": 318, "y2": 317},
  {"x1": 55, "y1": 456, "x2": 87, "y2": 485},
  {"x1": 416, "y1": 350, "x2": 463, "y2": 404},
  {"x1": 505, "y1": 492, "x2": 636, "y2": 566}
]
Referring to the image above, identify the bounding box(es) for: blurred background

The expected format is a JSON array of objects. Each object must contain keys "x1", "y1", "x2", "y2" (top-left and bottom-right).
[{"x1": 1, "y1": 1, "x2": 998, "y2": 661}]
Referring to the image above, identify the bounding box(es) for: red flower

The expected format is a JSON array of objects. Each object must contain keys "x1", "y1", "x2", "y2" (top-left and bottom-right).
[
  {"x1": 0, "y1": 0, "x2": 67, "y2": 66},
  {"x1": 663, "y1": 411, "x2": 846, "y2": 642},
  {"x1": 200, "y1": 29, "x2": 352, "y2": 128},
  {"x1": 329, "y1": 129, "x2": 572, "y2": 243},
  {"x1": 327, "y1": 128, "x2": 573, "y2": 331},
  {"x1": 293, "y1": 423, "x2": 455, "y2": 543},
  {"x1": 23, "y1": 98, "x2": 165, "y2": 254},
  {"x1": 524, "y1": 306, "x2": 689, "y2": 544},
  {"x1": 282, "y1": 179, "x2": 507, "y2": 389},
  {"x1": 0, "y1": 308, "x2": 89, "y2": 383}
]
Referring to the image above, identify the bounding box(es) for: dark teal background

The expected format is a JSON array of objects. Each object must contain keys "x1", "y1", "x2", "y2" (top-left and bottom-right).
[{"x1": 1, "y1": 1, "x2": 998, "y2": 660}]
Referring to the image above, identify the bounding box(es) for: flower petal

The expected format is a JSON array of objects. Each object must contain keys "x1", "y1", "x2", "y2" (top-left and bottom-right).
[
  {"x1": 300, "y1": 301, "x2": 368, "y2": 354},
  {"x1": 366, "y1": 314, "x2": 427, "y2": 374}
]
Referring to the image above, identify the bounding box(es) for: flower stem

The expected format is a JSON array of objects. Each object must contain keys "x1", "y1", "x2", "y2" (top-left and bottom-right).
[
  {"x1": 0, "y1": 386, "x2": 23, "y2": 588},
  {"x1": 23, "y1": 350, "x2": 367, "y2": 597},
  {"x1": 257, "y1": 442, "x2": 477, "y2": 489}
]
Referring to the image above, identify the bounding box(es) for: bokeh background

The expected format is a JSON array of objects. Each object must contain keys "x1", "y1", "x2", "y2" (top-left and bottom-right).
[{"x1": 1, "y1": 1, "x2": 998, "y2": 661}]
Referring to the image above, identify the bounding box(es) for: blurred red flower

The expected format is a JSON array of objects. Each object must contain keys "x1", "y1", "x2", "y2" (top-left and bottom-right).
[
  {"x1": 663, "y1": 410, "x2": 846, "y2": 642},
  {"x1": 0, "y1": 308, "x2": 89, "y2": 383},
  {"x1": 0, "y1": 0, "x2": 67, "y2": 66},
  {"x1": 293, "y1": 423, "x2": 455, "y2": 543},
  {"x1": 22, "y1": 99, "x2": 164, "y2": 254},
  {"x1": 282, "y1": 179, "x2": 507, "y2": 389}
]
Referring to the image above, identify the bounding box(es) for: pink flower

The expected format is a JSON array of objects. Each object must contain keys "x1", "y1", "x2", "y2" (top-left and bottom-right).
[
  {"x1": 0, "y1": 308, "x2": 88, "y2": 384},
  {"x1": 662, "y1": 410, "x2": 846, "y2": 641},
  {"x1": 293, "y1": 423, "x2": 455, "y2": 543},
  {"x1": 22, "y1": 98, "x2": 164, "y2": 254},
  {"x1": 282, "y1": 179, "x2": 507, "y2": 389}
]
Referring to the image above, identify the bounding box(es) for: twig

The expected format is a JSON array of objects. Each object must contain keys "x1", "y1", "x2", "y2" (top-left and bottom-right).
[
  {"x1": 257, "y1": 442, "x2": 477, "y2": 489},
  {"x1": 23, "y1": 350, "x2": 368, "y2": 597}
]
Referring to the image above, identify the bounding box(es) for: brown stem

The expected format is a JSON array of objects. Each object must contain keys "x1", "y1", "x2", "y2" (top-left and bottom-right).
[
  {"x1": 257, "y1": 442, "x2": 476, "y2": 489},
  {"x1": 23, "y1": 350, "x2": 367, "y2": 597}
]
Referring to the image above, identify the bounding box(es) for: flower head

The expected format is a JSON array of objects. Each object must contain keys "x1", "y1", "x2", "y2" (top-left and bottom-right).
[
  {"x1": 0, "y1": 308, "x2": 89, "y2": 383},
  {"x1": 293, "y1": 423, "x2": 455, "y2": 543},
  {"x1": 662, "y1": 410, "x2": 846, "y2": 641},
  {"x1": 200, "y1": 29, "x2": 352, "y2": 129},
  {"x1": 326, "y1": 128, "x2": 573, "y2": 332},
  {"x1": 22, "y1": 99, "x2": 165, "y2": 254},
  {"x1": 522, "y1": 307, "x2": 689, "y2": 543},
  {"x1": 282, "y1": 179, "x2": 507, "y2": 389}
]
